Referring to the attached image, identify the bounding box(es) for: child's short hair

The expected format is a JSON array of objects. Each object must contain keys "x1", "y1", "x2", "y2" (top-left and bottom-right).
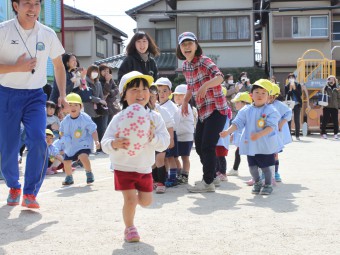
[
  {"x1": 251, "y1": 85, "x2": 263, "y2": 93},
  {"x1": 46, "y1": 100, "x2": 56, "y2": 109}
]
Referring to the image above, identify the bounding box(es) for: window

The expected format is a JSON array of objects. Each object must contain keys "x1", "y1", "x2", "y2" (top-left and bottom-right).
[
  {"x1": 198, "y1": 16, "x2": 250, "y2": 41},
  {"x1": 156, "y1": 29, "x2": 176, "y2": 50},
  {"x1": 274, "y1": 15, "x2": 328, "y2": 39},
  {"x1": 112, "y1": 42, "x2": 119, "y2": 56},
  {"x1": 332, "y1": 21, "x2": 340, "y2": 41},
  {"x1": 96, "y1": 35, "x2": 107, "y2": 58}
]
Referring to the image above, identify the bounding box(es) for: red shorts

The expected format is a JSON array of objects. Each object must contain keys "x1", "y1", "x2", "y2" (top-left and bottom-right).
[
  {"x1": 114, "y1": 170, "x2": 153, "y2": 192},
  {"x1": 215, "y1": 146, "x2": 228, "y2": 157}
]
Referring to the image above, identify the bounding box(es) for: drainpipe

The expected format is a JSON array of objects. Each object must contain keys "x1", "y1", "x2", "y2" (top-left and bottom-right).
[
  {"x1": 61, "y1": 0, "x2": 65, "y2": 47},
  {"x1": 267, "y1": 12, "x2": 271, "y2": 77}
]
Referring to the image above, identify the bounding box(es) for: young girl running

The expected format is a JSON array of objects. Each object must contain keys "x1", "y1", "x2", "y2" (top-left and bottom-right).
[{"x1": 101, "y1": 71, "x2": 169, "y2": 242}]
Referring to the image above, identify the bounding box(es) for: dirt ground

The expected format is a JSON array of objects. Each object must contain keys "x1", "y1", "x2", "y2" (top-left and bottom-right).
[{"x1": 1, "y1": 134, "x2": 340, "y2": 255}]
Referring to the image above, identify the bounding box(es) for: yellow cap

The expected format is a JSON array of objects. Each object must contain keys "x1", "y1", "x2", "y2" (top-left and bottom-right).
[
  {"x1": 46, "y1": 129, "x2": 54, "y2": 137},
  {"x1": 66, "y1": 93, "x2": 82, "y2": 104},
  {"x1": 270, "y1": 84, "x2": 280, "y2": 96},
  {"x1": 253, "y1": 79, "x2": 273, "y2": 94},
  {"x1": 231, "y1": 92, "x2": 252, "y2": 104},
  {"x1": 222, "y1": 87, "x2": 227, "y2": 96},
  {"x1": 119, "y1": 71, "x2": 154, "y2": 94}
]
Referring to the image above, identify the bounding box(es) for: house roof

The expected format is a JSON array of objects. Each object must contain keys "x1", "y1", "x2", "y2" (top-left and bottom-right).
[
  {"x1": 94, "y1": 52, "x2": 177, "y2": 70},
  {"x1": 126, "y1": 0, "x2": 162, "y2": 18},
  {"x1": 126, "y1": 0, "x2": 176, "y2": 20},
  {"x1": 64, "y1": 4, "x2": 128, "y2": 38}
]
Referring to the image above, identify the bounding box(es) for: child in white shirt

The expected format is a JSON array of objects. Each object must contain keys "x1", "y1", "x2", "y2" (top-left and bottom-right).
[
  {"x1": 154, "y1": 77, "x2": 179, "y2": 185},
  {"x1": 173, "y1": 84, "x2": 195, "y2": 184},
  {"x1": 101, "y1": 71, "x2": 170, "y2": 243}
]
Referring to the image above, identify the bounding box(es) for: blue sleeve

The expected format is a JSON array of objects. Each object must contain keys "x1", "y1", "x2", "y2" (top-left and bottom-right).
[
  {"x1": 264, "y1": 105, "x2": 280, "y2": 130},
  {"x1": 84, "y1": 114, "x2": 97, "y2": 134},
  {"x1": 232, "y1": 106, "x2": 247, "y2": 131}
]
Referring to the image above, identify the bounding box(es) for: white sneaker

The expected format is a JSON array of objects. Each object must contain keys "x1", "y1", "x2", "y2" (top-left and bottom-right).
[
  {"x1": 322, "y1": 134, "x2": 327, "y2": 139},
  {"x1": 194, "y1": 178, "x2": 220, "y2": 187},
  {"x1": 226, "y1": 169, "x2": 239, "y2": 176},
  {"x1": 188, "y1": 180, "x2": 215, "y2": 193},
  {"x1": 335, "y1": 134, "x2": 338, "y2": 140},
  {"x1": 213, "y1": 177, "x2": 221, "y2": 187}
]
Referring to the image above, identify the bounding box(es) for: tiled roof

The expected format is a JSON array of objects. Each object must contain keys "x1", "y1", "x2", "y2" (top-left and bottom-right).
[
  {"x1": 94, "y1": 54, "x2": 126, "y2": 69},
  {"x1": 155, "y1": 52, "x2": 177, "y2": 70},
  {"x1": 94, "y1": 52, "x2": 177, "y2": 70}
]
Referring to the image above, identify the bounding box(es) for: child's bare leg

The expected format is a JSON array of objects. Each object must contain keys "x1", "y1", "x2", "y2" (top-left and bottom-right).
[
  {"x1": 137, "y1": 191, "x2": 152, "y2": 207},
  {"x1": 78, "y1": 153, "x2": 91, "y2": 171},
  {"x1": 63, "y1": 160, "x2": 72, "y2": 176},
  {"x1": 51, "y1": 159, "x2": 62, "y2": 168},
  {"x1": 122, "y1": 190, "x2": 138, "y2": 227},
  {"x1": 182, "y1": 156, "x2": 190, "y2": 173},
  {"x1": 167, "y1": 157, "x2": 177, "y2": 169}
]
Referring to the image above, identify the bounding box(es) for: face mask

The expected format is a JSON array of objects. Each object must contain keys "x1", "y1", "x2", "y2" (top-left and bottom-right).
[
  {"x1": 228, "y1": 80, "x2": 234, "y2": 85},
  {"x1": 91, "y1": 72, "x2": 98, "y2": 79},
  {"x1": 328, "y1": 81, "x2": 334, "y2": 85}
]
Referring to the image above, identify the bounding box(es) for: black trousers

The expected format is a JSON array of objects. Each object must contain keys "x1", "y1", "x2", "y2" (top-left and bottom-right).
[
  {"x1": 288, "y1": 105, "x2": 301, "y2": 138},
  {"x1": 195, "y1": 110, "x2": 227, "y2": 184},
  {"x1": 321, "y1": 108, "x2": 339, "y2": 135}
]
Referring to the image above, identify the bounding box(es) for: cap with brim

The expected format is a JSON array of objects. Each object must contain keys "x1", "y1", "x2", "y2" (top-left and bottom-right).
[
  {"x1": 119, "y1": 71, "x2": 154, "y2": 94},
  {"x1": 172, "y1": 84, "x2": 187, "y2": 95},
  {"x1": 270, "y1": 84, "x2": 280, "y2": 96},
  {"x1": 46, "y1": 129, "x2": 55, "y2": 137},
  {"x1": 327, "y1": 75, "x2": 336, "y2": 80},
  {"x1": 154, "y1": 77, "x2": 172, "y2": 90},
  {"x1": 252, "y1": 79, "x2": 273, "y2": 94},
  {"x1": 231, "y1": 92, "x2": 252, "y2": 104},
  {"x1": 66, "y1": 93, "x2": 82, "y2": 104},
  {"x1": 178, "y1": 32, "x2": 197, "y2": 45}
]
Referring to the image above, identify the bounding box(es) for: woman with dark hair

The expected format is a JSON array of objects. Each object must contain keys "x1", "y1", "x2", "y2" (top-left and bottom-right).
[
  {"x1": 118, "y1": 31, "x2": 160, "y2": 81},
  {"x1": 99, "y1": 64, "x2": 121, "y2": 125},
  {"x1": 176, "y1": 32, "x2": 228, "y2": 193},
  {"x1": 236, "y1": 71, "x2": 252, "y2": 93},
  {"x1": 50, "y1": 53, "x2": 78, "y2": 103},
  {"x1": 285, "y1": 73, "x2": 302, "y2": 140},
  {"x1": 75, "y1": 65, "x2": 107, "y2": 148}
]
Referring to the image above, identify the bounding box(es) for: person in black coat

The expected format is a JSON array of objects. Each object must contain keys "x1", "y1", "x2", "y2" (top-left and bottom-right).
[
  {"x1": 285, "y1": 73, "x2": 302, "y2": 140},
  {"x1": 118, "y1": 31, "x2": 160, "y2": 82}
]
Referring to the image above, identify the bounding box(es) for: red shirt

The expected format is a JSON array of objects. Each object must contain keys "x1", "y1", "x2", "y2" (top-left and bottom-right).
[{"x1": 182, "y1": 56, "x2": 228, "y2": 121}]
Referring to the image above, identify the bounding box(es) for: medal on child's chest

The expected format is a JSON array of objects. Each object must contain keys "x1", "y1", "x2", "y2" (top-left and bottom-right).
[
  {"x1": 74, "y1": 128, "x2": 82, "y2": 138},
  {"x1": 257, "y1": 114, "x2": 266, "y2": 128}
]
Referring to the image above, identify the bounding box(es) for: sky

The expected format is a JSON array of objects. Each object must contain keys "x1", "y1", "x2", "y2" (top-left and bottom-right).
[{"x1": 63, "y1": 0, "x2": 150, "y2": 44}]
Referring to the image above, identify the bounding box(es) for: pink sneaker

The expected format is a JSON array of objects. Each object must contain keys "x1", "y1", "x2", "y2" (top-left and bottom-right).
[
  {"x1": 124, "y1": 226, "x2": 140, "y2": 243},
  {"x1": 155, "y1": 183, "x2": 166, "y2": 194},
  {"x1": 216, "y1": 173, "x2": 228, "y2": 181},
  {"x1": 46, "y1": 167, "x2": 55, "y2": 175},
  {"x1": 246, "y1": 178, "x2": 255, "y2": 186}
]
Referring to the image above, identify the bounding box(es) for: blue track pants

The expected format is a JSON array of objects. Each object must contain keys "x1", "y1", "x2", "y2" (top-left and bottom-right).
[{"x1": 0, "y1": 85, "x2": 48, "y2": 196}]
